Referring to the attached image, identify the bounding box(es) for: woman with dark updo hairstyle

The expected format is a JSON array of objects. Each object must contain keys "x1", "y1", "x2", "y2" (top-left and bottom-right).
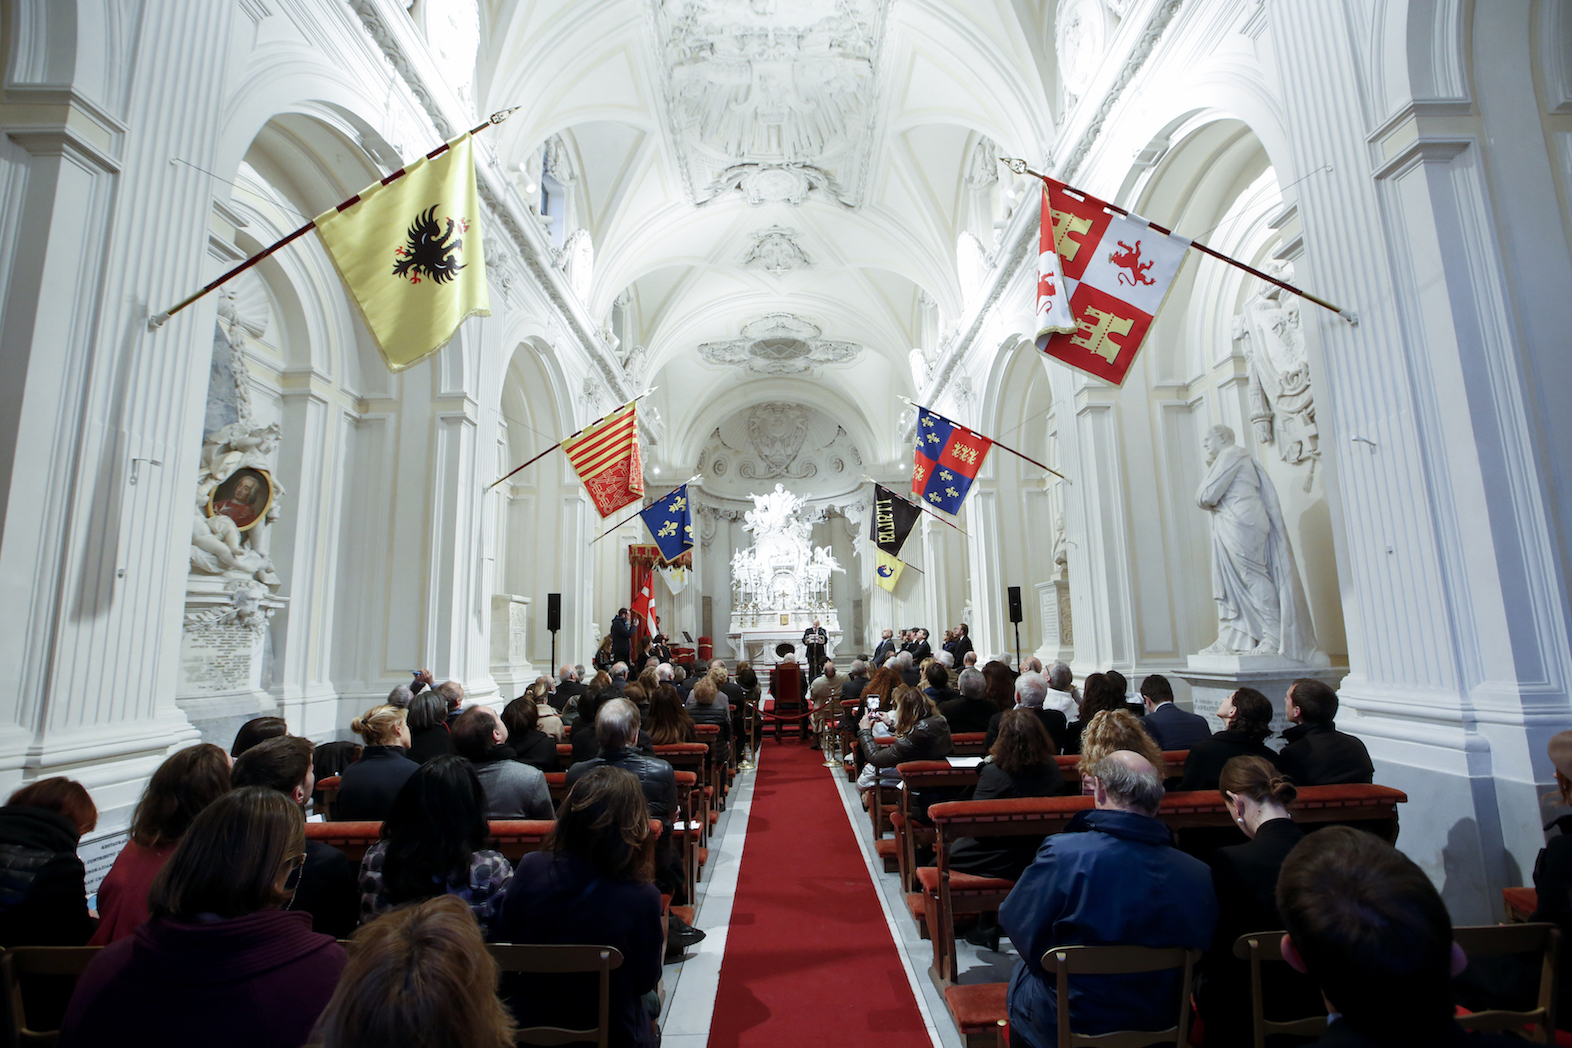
[
  {"x1": 1176, "y1": 686, "x2": 1279, "y2": 792},
  {"x1": 1197, "y1": 755, "x2": 1320, "y2": 1046}
]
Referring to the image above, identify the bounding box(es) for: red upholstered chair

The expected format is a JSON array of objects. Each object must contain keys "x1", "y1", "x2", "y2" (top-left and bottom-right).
[
  {"x1": 759, "y1": 661, "x2": 812, "y2": 742},
  {"x1": 486, "y1": 820, "x2": 558, "y2": 863},
  {"x1": 305, "y1": 819, "x2": 382, "y2": 862},
  {"x1": 545, "y1": 772, "x2": 568, "y2": 806},
  {"x1": 950, "y1": 732, "x2": 989, "y2": 756},
  {"x1": 315, "y1": 774, "x2": 341, "y2": 821}
]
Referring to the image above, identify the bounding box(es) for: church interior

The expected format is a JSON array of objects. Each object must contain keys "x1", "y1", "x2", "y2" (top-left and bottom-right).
[{"x1": 2, "y1": 0, "x2": 1571, "y2": 1045}]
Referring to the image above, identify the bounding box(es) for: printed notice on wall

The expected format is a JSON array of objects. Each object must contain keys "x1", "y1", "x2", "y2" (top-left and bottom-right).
[{"x1": 79, "y1": 829, "x2": 128, "y2": 896}]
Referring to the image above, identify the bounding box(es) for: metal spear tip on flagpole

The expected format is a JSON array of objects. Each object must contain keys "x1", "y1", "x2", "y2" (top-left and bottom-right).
[{"x1": 488, "y1": 106, "x2": 522, "y2": 124}]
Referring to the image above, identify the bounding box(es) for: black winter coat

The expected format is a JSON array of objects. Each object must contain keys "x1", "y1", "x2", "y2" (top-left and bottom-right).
[
  {"x1": 1177, "y1": 731, "x2": 1279, "y2": 793},
  {"x1": 1276, "y1": 722, "x2": 1373, "y2": 786},
  {"x1": 0, "y1": 806, "x2": 94, "y2": 947},
  {"x1": 334, "y1": 745, "x2": 418, "y2": 822}
]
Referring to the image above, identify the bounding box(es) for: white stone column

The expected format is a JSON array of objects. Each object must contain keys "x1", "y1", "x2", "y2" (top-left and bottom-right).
[
  {"x1": 965, "y1": 488, "x2": 1005, "y2": 662},
  {"x1": 1265, "y1": 1, "x2": 1572, "y2": 919},
  {"x1": 0, "y1": 1, "x2": 237, "y2": 818}
]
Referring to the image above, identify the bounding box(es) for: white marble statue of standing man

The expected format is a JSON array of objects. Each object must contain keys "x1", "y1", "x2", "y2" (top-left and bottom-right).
[{"x1": 1195, "y1": 424, "x2": 1322, "y2": 664}]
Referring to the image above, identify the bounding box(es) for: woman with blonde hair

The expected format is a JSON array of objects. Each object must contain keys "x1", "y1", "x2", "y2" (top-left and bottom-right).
[
  {"x1": 1076, "y1": 709, "x2": 1166, "y2": 793},
  {"x1": 307, "y1": 894, "x2": 516, "y2": 1048},
  {"x1": 334, "y1": 705, "x2": 416, "y2": 822},
  {"x1": 499, "y1": 768, "x2": 664, "y2": 1048},
  {"x1": 855, "y1": 683, "x2": 953, "y2": 798}
]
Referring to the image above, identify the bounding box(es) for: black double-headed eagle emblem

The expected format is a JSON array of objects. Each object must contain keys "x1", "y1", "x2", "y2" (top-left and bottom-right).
[{"x1": 392, "y1": 205, "x2": 468, "y2": 285}]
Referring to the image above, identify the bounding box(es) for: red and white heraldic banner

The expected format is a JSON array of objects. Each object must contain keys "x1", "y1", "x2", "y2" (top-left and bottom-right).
[{"x1": 1035, "y1": 178, "x2": 1191, "y2": 386}]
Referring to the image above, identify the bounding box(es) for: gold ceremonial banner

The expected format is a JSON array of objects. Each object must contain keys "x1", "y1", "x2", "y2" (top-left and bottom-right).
[{"x1": 314, "y1": 133, "x2": 490, "y2": 372}]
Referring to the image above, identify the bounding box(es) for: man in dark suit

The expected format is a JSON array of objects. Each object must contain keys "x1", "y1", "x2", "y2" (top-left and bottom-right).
[
  {"x1": 984, "y1": 672, "x2": 1069, "y2": 754},
  {"x1": 938, "y1": 667, "x2": 997, "y2": 734},
  {"x1": 908, "y1": 628, "x2": 933, "y2": 663},
  {"x1": 555, "y1": 664, "x2": 588, "y2": 718},
  {"x1": 944, "y1": 623, "x2": 974, "y2": 664},
  {"x1": 872, "y1": 630, "x2": 896, "y2": 667},
  {"x1": 802, "y1": 619, "x2": 828, "y2": 674},
  {"x1": 1139, "y1": 674, "x2": 1211, "y2": 751},
  {"x1": 1277, "y1": 678, "x2": 1373, "y2": 785},
  {"x1": 609, "y1": 608, "x2": 634, "y2": 664}
]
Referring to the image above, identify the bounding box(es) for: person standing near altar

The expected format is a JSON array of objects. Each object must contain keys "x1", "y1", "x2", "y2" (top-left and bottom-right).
[
  {"x1": 609, "y1": 608, "x2": 634, "y2": 665},
  {"x1": 802, "y1": 619, "x2": 828, "y2": 673}
]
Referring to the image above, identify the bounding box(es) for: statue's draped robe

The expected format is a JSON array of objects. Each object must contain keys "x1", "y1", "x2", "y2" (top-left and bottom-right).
[{"x1": 1195, "y1": 445, "x2": 1319, "y2": 662}]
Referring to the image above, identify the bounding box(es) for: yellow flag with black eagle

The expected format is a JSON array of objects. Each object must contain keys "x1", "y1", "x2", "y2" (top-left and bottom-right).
[{"x1": 314, "y1": 132, "x2": 490, "y2": 372}]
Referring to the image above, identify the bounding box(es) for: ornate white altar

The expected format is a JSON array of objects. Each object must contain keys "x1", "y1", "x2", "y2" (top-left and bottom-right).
[{"x1": 726, "y1": 485, "x2": 843, "y2": 666}]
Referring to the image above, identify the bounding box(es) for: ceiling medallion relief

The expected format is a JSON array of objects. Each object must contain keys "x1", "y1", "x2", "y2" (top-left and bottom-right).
[
  {"x1": 697, "y1": 313, "x2": 861, "y2": 375},
  {"x1": 697, "y1": 402, "x2": 865, "y2": 492},
  {"x1": 650, "y1": 0, "x2": 891, "y2": 209},
  {"x1": 741, "y1": 226, "x2": 812, "y2": 273}
]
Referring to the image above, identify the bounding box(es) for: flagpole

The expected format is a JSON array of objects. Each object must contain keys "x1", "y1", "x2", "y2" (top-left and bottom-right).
[
  {"x1": 898, "y1": 398, "x2": 1068, "y2": 482},
  {"x1": 149, "y1": 107, "x2": 523, "y2": 329},
  {"x1": 1001, "y1": 158, "x2": 1356, "y2": 324},
  {"x1": 484, "y1": 389, "x2": 657, "y2": 491},
  {"x1": 590, "y1": 474, "x2": 702, "y2": 545}
]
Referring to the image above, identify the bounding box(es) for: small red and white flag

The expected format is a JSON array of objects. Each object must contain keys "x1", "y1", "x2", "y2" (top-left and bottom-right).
[
  {"x1": 1034, "y1": 187, "x2": 1077, "y2": 342},
  {"x1": 1035, "y1": 178, "x2": 1191, "y2": 386}
]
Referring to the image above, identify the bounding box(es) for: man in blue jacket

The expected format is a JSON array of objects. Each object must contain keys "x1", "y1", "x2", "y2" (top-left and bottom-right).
[
  {"x1": 999, "y1": 751, "x2": 1216, "y2": 1047},
  {"x1": 1139, "y1": 674, "x2": 1213, "y2": 751}
]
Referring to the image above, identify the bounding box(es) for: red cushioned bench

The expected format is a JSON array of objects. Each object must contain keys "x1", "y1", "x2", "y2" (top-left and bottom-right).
[
  {"x1": 893, "y1": 761, "x2": 984, "y2": 902},
  {"x1": 306, "y1": 818, "x2": 665, "y2": 867},
  {"x1": 1505, "y1": 886, "x2": 1538, "y2": 923},
  {"x1": 951, "y1": 733, "x2": 989, "y2": 756},
  {"x1": 922, "y1": 783, "x2": 1407, "y2": 990}
]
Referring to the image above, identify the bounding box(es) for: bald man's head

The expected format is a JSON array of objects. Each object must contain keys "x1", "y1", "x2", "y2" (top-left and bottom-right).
[{"x1": 1088, "y1": 750, "x2": 1164, "y2": 815}]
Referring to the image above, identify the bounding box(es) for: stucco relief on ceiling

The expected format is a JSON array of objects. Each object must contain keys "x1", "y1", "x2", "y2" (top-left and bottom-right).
[
  {"x1": 697, "y1": 313, "x2": 862, "y2": 375},
  {"x1": 697, "y1": 402, "x2": 865, "y2": 492},
  {"x1": 650, "y1": 0, "x2": 891, "y2": 208}
]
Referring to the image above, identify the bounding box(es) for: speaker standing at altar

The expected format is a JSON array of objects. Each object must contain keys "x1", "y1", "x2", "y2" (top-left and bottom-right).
[{"x1": 802, "y1": 619, "x2": 828, "y2": 673}]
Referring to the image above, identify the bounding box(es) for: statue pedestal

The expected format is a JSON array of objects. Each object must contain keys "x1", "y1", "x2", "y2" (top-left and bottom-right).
[
  {"x1": 491, "y1": 594, "x2": 535, "y2": 699},
  {"x1": 1033, "y1": 578, "x2": 1072, "y2": 664},
  {"x1": 1177, "y1": 653, "x2": 1346, "y2": 742},
  {"x1": 177, "y1": 576, "x2": 286, "y2": 745}
]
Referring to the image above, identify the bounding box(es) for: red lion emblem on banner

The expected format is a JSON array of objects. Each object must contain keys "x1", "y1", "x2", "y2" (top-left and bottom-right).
[{"x1": 1108, "y1": 239, "x2": 1156, "y2": 286}]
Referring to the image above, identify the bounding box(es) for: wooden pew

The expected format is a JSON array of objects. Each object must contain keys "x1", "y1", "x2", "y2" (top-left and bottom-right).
[
  {"x1": 951, "y1": 733, "x2": 989, "y2": 756},
  {"x1": 921, "y1": 783, "x2": 1407, "y2": 989},
  {"x1": 306, "y1": 819, "x2": 558, "y2": 864},
  {"x1": 892, "y1": 760, "x2": 983, "y2": 898}
]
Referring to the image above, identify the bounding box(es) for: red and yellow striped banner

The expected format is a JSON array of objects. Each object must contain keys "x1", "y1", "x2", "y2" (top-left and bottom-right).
[{"x1": 562, "y1": 402, "x2": 644, "y2": 517}]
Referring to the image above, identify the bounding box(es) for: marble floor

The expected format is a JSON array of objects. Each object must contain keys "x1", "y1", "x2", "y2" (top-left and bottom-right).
[{"x1": 658, "y1": 749, "x2": 1020, "y2": 1048}]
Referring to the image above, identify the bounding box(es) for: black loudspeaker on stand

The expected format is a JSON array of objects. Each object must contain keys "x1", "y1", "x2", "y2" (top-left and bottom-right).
[
  {"x1": 546, "y1": 593, "x2": 562, "y2": 670},
  {"x1": 1007, "y1": 586, "x2": 1024, "y2": 670}
]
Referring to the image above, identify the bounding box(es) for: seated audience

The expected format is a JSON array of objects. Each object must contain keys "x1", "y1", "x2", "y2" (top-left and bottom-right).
[
  {"x1": 501, "y1": 695, "x2": 561, "y2": 772},
  {"x1": 855, "y1": 683, "x2": 954, "y2": 795},
  {"x1": 1198, "y1": 755, "x2": 1320, "y2": 1047},
  {"x1": 923, "y1": 659, "x2": 962, "y2": 710},
  {"x1": 953, "y1": 711, "x2": 1068, "y2": 951},
  {"x1": 92, "y1": 743, "x2": 231, "y2": 944},
  {"x1": 450, "y1": 705, "x2": 552, "y2": 820},
  {"x1": 565, "y1": 699, "x2": 701, "y2": 946},
  {"x1": 570, "y1": 689, "x2": 655, "y2": 763},
  {"x1": 556, "y1": 664, "x2": 588, "y2": 719},
  {"x1": 1105, "y1": 669, "x2": 1142, "y2": 718},
  {"x1": 231, "y1": 716, "x2": 288, "y2": 758},
  {"x1": 687, "y1": 674, "x2": 734, "y2": 757},
  {"x1": 358, "y1": 756, "x2": 512, "y2": 939},
  {"x1": 334, "y1": 705, "x2": 417, "y2": 822},
  {"x1": 500, "y1": 768, "x2": 665, "y2": 1048},
  {"x1": 809, "y1": 661, "x2": 840, "y2": 742},
  {"x1": 1139, "y1": 674, "x2": 1211, "y2": 751},
  {"x1": 895, "y1": 650, "x2": 921, "y2": 688},
  {"x1": 306, "y1": 894, "x2": 516, "y2": 1048},
  {"x1": 61, "y1": 788, "x2": 346, "y2": 1048},
  {"x1": 999, "y1": 752, "x2": 1216, "y2": 1048},
  {"x1": 1276, "y1": 678, "x2": 1373, "y2": 785},
  {"x1": 647, "y1": 683, "x2": 697, "y2": 745},
  {"x1": 984, "y1": 672, "x2": 1069, "y2": 755},
  {"x1": 939, "y1": 667, "x2": 999, "y2": 734},
  {"x1": 0, "y1": 778, "x2": 97, "y2": 947},
  {"x1": 1277, "y1": 826, "x2": 1523, "y2": 1047},
  {"x1": 1178, "y1": 687, "x2": 1279, "y2": 792},
  {"x1": 1064, "y1": 672, "x2": 1128, "y2": 755},
  {"x1": 404, "y1": 691, "x2": 455, "y2": 765},
  {"x1": 1043, "y1": 660, "x2": 1080, "y2": 717},
  {"x1": 1076, "y1": 709, "x2": 1166, "y2": 794},
  {"x1": 231, "y1": 737, "x2": 359, "y2": 939},
  {"x1": 1522, "y1": 730, "x2": 1572, "y2": 1027},
  {"x1": 523, "y1": 680, "x2": 565, "y2": 739}
]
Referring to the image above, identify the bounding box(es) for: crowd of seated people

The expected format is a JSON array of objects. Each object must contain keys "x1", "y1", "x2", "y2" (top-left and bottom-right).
[{"x1": 1, "y1": 639, "x2": 1558, "y2": 1048}]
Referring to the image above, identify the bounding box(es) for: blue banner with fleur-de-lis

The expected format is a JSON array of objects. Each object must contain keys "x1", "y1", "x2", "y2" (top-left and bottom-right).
[
  {"x1": 638, "y1": 484, "x2": 693, "y2": 562},
  {"x1": 911, "y1": 408, "x2": 994, "y2": 515}
]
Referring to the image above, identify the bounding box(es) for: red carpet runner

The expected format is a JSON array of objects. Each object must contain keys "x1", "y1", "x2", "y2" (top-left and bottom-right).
[{"x1": 705, "y1": 741, "x2": 930, "y2": 1048}]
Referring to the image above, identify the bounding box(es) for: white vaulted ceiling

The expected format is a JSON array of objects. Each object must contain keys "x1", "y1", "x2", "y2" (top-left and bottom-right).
[{"x1": 477, "y1": 0, "x2": 1063, "y2": 474}]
